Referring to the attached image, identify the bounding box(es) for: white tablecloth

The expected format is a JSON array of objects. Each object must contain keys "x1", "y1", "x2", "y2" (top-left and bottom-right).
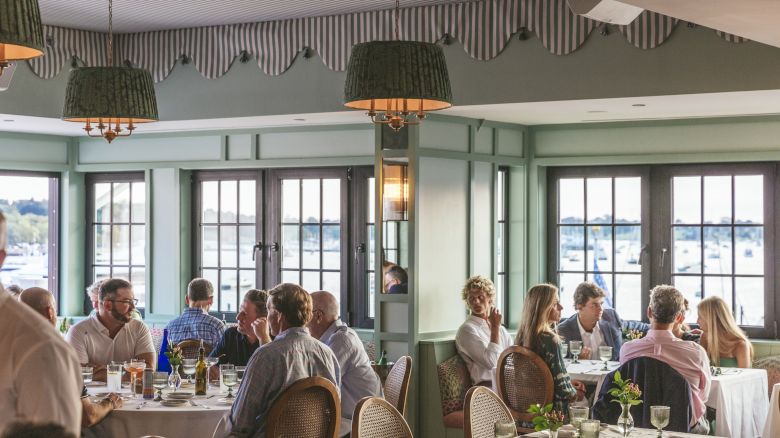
[
  {"x1": 763, "y1": 383, "x2": 780, "y2": 438},
  {"x1": 87, "y1": 384, "x2": 231, "y2": 438},
  {"x1": 522, "y1": 425, "x2": 726, "y2": 437}
]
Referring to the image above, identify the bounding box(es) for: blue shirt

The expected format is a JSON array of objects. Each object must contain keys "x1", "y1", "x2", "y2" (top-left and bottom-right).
[
  {"x1": 225, "y1": 327, "x2": 340, "y2": 438},
  {"x1": 165, "y1": 307, "x2": 225, "y2": 347},
  {"x1": 208, "y1": 326, "x2": 259, "y2": 367}
]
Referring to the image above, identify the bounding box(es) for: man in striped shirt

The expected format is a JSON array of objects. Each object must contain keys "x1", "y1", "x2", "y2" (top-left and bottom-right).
[{"x1": 166, "y1": 278, "x2": 225, "y2": 347}]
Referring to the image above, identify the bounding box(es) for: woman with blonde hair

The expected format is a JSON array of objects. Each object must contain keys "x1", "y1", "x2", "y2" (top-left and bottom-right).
[
  {"x1": 697, "y1": 296, "x2": 753, "y2": 368},
  {"x1": 516, "y1": 284, "x2": 585, "y2": 413}
]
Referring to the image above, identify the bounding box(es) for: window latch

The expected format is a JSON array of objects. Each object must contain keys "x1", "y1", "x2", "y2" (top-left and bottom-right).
[
  {"x1": 660, "y1": 247, "x2": 667, "y2": 268},
  {"x1": 355, "y1": 243, "x2": 365, "y2": 263},
  {"x1": 251, "y1": 241, "x2": 263, "y2": 262},
  {"x1": 267, "y1": 242, "x2": 279, "y2": 262}
]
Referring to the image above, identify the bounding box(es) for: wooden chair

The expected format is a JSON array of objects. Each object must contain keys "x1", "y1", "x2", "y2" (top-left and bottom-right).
[
  {"x1": 384, "y1": 356, "x2": 412, "y2": 416},
  {"x1": 175, "y1": 339, "x2": 213, "y2": 359},
  {"x1": 495, "y1": 346, "x2": 553, "y2": 433},
  {"x1": 464, "y1": 386, "x2": 514, "y2": 438},
  {"x1": 266, "y1": 376, "x2": 341, "y2": 438},
  {"x1": 352, "y1": 396, "x2": 413, "y2": 438}
]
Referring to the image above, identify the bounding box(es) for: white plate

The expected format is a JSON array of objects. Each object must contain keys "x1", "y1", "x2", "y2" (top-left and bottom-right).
[
  {"x1": 160, "y1": 399, "x2": 188, "y2": 407},
  {"x1": 217, "y1": 397, "x2": 234, "y2": 405},
  {"x1": 166, "y1": 392, "x2": 195, "y2": 400},
  {"x1": 85, "y1": 381, "x2": 105, "y2": 387}
]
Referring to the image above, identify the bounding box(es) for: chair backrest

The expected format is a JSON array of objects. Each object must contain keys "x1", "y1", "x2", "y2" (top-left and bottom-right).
[
  {"x1": 754, "y1": 355, "x2": 780, "y2": 396},
  {"x1": 464, "y1": 386, "x2": 514, "y2": 438},
  {"x1": 266, "y1": 376, "x2": 341, "y2": 438},
  {"x1": 384, "y1": 356, "x2": 412, "y2": 415},
  {"x1": 352, "y1": 396, "x2": 413, "y2": 438},
  {"x1": 592, "y1": 357, "x2": 692, "y2": 433},
  {"x1": 175, "y1": 339, "x2": 212, "y2": 359},
  {"x1": 495, "y1": 346, "x2": 553, "y2": 422},
  {"x1": 436, "y1": 354, "x2": 472, "y2": 417}
]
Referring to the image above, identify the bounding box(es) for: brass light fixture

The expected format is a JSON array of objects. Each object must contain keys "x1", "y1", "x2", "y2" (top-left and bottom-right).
[
  {"x1": 344, "y1": 0, "x2": 452, "y2": 131},
  {"x1": 62, "y1": 0, "x2": 158, "y2": 142},
  {"x1": 0, "y1": 0, "x2": 45, "y2": 77},
  {"x1": 383, "y1": 162, "x2": 408, "y2": 221}
]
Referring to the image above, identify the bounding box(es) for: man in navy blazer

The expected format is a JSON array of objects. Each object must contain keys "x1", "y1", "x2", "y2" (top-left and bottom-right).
[{"x1": 557, "y1": 282, "x2": 623, "y2": 361}]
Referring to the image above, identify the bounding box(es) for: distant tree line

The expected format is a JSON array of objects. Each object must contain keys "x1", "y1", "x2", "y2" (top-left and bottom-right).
[{"x1": 0, "y1": 199, "x2": 48, "y2": 247}]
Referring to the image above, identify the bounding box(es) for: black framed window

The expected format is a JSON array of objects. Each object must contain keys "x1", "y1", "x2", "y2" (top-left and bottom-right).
[
  {"x1": 496, "y1": 167, "x2": 508, "y2": 316},
  {"x1": 87, "y1": 173, "x2": 146, "y2": 308}
]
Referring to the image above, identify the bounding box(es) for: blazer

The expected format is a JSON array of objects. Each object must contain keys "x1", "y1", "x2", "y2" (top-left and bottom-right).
[{"x1": 557, "y1": 308, "x2": 623, "y2": 360}]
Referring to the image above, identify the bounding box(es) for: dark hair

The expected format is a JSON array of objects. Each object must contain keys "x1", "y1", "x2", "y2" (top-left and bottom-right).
[
  {"x1": 386, "y1": 265, "x2": 408, "y2": 284},
  {"x1": 268, "y1": 283, "x2": 312, "y2": 327},
  {"x1": 99, "y1": 278, "x2": 132, "y2": 302},
  {"x1": 573, "y1": 282, "x2": 606, "y2": 309},
  {"x1": 244, "y1": 288, "x2": 269, "y2": 316},
  {"x1": 1, "y1": 421, "x2": 77, "y2": 438},
  {"x1": 187, "y1": 278, "x2": 214, "y2": 302},
  {"x1": 5, "y1": 284, "x2": 22, "y2": 296}
]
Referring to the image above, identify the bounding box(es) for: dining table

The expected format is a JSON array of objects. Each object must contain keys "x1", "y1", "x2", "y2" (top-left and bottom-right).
[
  {"x1": 565, "y1": 360, "x2": 769, "y2": 438},
  {"x1": 85, "y1": 382, "x2": 231, "y2": 438},
  {"x1": 521, "y1": 425, "x2": 727, "y2": 437}
]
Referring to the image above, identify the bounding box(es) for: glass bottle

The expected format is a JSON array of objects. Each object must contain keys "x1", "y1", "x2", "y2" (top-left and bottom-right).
[
  {"x1": 376, "y1": 349, "x2": 387, "y2": 366},
  {"x1": 195, "y1": 339, "x2": 207, "y2": 395}
]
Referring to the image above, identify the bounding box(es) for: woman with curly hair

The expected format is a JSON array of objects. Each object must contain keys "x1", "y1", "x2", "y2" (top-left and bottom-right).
[
  {"x1": 697, "y1": 296, "x2": 753, "y2": 368},
  {"x1": 455, "y1": 275, "x2": 513, "y2": 386}
]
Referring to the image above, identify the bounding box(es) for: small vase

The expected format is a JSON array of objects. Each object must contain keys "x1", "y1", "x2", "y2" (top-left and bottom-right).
[
  {"x1": 617, "y1": 403, "x2": 634, "y2": 437},
  {"x1": 546, "y1": 430, "x2": 559, "y2": 438},
  {"x1": 168, "y1": 364, "x2": 182, "y2": 390}
]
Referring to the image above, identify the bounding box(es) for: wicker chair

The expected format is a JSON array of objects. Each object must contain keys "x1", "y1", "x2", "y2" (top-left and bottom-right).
[
  {"x1": 384, "y1": 356, "x2": 412, "y2": 416},
  {"x1": 352, "y1": 396, "x2": 413, "y2": 438},
  {"x1": 464, "y1": 386, "x2": 514, "y2": 438},
  {"x1": 495, "y1": 346, "x2": 553, "y2": 433},
  {"x1": 266, "y1": 376, "x2": 341, "y2": 438},
  {"x1": 175, "y1": 339, "x2": 213, "y2": 359}
]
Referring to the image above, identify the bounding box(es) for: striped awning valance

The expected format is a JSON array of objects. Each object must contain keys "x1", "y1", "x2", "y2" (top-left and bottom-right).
[{"x1": 27, "y1": 0, "x2": 748, "y2": 82}]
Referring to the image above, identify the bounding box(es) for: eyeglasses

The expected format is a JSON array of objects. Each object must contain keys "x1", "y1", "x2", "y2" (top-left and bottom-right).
[{"x1": 108, "y1": 298, "x2": 138, "y2": 306}]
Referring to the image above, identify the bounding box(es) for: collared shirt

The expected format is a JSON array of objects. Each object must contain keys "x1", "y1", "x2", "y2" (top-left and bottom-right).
[
  {"x1": 223, "y1": 327, "x2": 340, "y2": 438},
  {"x1": 455, "y1": 314, "x2": 513, "y2": 384},
  {"x1": 321, "y1": 319, "x2": 383, "y2": 420},
  {"x1": 209, "y1": 326, "x2": 259, "y2": 366},
  {"x1": 577, "y1": 314, "x2": 606, "y2": 356},
  {"x1": 0, "y1": 289, "x2": 83, "y2": 435},
  {"x1": 165, "y1": 306, "x2": 226, "y2": 347},
  {"x1": 620, "y1": 329, "x2": 711, "y2": 424},
  {"x1": 66, "y1": 314, "x2": 155, "y2": 366}
]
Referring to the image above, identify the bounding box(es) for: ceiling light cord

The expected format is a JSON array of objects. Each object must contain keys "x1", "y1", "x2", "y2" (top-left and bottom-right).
[
  {"x1": 108, "y1": 0, "x2": 113, "y2": 66},
  {"x1": 394, "y1": 0, "x2": 400, "y2": 41}
]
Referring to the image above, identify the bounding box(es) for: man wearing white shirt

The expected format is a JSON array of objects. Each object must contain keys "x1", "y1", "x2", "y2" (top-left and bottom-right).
[
  {"x1": 557, "y1": 282, "x2": 623, "y2": 361},
  {"x1": 455, "y1": 276, "x2": 513, "y2": 386},
  {"x1": 66, "y1": 278, "x2": 155, "y2": 381},
  {"x1": 0, "y1": 212, "x2": 83, "y2": 435}
]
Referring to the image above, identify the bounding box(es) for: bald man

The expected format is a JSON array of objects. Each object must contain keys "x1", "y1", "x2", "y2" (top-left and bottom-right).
[
  {"x1": 18, "y1": 287, "x2": 123, "y2": 430},
  {"x1": 307, "y1": 291, "x2": 382, "y2": 421}
]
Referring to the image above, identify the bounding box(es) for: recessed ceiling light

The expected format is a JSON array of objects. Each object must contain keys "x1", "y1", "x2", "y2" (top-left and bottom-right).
[
  {"x1": 586, "y1": 110, "x2": 607, "y2": 114},
  {"x1": 632, "y1": 104, "x2": 646, "y2": 107},
  {"x1": 2, "y1": 119, "x2": 14, "y2": 122},
  {"x1": 293, "y1": 118, "x2": 306, "y2": 121}
]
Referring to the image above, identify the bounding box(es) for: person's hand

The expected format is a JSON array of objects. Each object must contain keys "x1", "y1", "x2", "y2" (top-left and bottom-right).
[
  {"x1": 572, "y1": 380, "x2": 587, "y2": 401},
  {"x1": 103, "y1": 393, "x2": 123, "y2": 409},
  {"x1": 251, "y1": 317, "x2": 271, "y2": 345},
  {"x1": 690, "y1": 328, "x2": 703, "y2": 335},
  {"x1": 488, "y1": 306, "x2": 502, "y2": 329},
  {"x1": 579, "y1": 346, "x2": 592, "y2": 360}
]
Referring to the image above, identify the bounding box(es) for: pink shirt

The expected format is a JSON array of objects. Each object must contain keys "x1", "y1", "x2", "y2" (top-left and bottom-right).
[{"x1": 619, "y1": 329, "x2": 711, "y2": 424}]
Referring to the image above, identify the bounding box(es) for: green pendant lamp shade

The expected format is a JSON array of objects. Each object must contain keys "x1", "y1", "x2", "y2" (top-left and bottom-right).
[
  {"x1": 344, "y1": 40, "x2": 452, "y2": 130},
  {"x1": 0, "y1": 0, "x2": 44, "y2": 62},
  {"x1": 63, "y1": 66, "x2": 158, "y2": 141}
]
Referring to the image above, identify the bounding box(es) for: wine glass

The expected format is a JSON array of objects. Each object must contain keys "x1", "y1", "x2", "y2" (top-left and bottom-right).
[
  {"x1": 222, "y1": 369, "x2": 238, "y2": 399},
  {"x1": 235, "y1": 366, "x2": 246, "y2": 384},
  {"x1": 560, "y1": 342, "x2": 569, "y2": 359},
  {"x1": 152, "y1": 371, "x2": 168, "y2": 401},
  {"x1": 650, "y1": 406, "x2": 670, "y2": 437},
  {"x1": 182, "y1": 358, "x2": 197, "y2": 384},
  {"x1": 205, "y1": 357, "x2": 219, "y2": 386},
  {"x1": 598, "y1": 346, "x2": 613, "y2": 371},
  {"x1": 570, "y1": 341, "x2": 583, "y2": 364},
  {"x1": 124, "y1": 360, "x2": 146, "y2": 399},
  {"x1": 570, "y1": 406, "x2": 589, "y2": 437}
]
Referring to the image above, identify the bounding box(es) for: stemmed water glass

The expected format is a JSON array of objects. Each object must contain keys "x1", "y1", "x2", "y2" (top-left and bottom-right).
[
  {"x1": 222, "y1": 368, "x2": 238, "y2": 399},
  {"x1": 570, "y1": 406, "x2": 589, "y2": 437},
  {"x1": 124, "y1": 359, "x2": 146, "y2": 399},
  {"x1": 205, "y1": 357, "x2": 219, "y2": 386},
  {"x1": 560, "y1": 342, "x2": 569, "y2": 360},
  {"x1": 570, "y1": 341, "x2": 583, "y2": 364},
  {"x1": 182, "y1": 358, "x2": 197, "y2": 384},
  {"x1": 650, "y1": 406, "x2": 670, "y2": 437},
  {"x1": 598, "y1": 346, "x2": 613, "y2": 371},
  {"x1": 152, "y1": 371, "x2": 168, "y2": 401}
]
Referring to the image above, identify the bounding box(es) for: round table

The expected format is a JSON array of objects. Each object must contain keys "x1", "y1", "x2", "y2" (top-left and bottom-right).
[{"x1": 87, "y1": 384, "x2": 231, "y2": 438}]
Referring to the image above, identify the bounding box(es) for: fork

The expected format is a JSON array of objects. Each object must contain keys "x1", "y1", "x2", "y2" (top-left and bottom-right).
[
  {"x1": 136, "y1": 401, "x2": 147, "y2": 410},
  {"x1": 190, "y1": 399, "x2": 210, "y2": 409}
]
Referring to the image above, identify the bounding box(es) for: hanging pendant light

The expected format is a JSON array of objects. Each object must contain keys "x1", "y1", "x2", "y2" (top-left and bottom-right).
[
  {"x1": 62, "y1": 0, "x2": 158, "y2": 143},
  {"x1": 0, "y1": 0, "x2": 45, "y2": 77},
  {"x1": 343, "y1": 0, "x2": 452, "y2": 131}
]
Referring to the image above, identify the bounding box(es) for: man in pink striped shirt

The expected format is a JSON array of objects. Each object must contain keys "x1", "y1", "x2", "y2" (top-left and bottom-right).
[{"x1": 619, "y1": 285, "x2": 711, "y2": 434}]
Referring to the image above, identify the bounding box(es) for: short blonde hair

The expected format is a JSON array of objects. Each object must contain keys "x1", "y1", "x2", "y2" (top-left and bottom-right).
[
  {"x1": 0, "y1": 211, "x2": 6, "y2": 251},
  {"x1": 268, "y1": 283, "x2": 313, "y2": 327},
  {"x1": 460, "y1": 275, "x2": 496, "y2": 305}
]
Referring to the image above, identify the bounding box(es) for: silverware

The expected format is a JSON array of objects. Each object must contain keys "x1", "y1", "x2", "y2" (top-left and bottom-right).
[
  {"x1": 190, "y1": 399, "x2": 210, "y2": 409},
  {"x1": 135, "y1": 401, "x2": 147, "y2": 410},
  {"x1": 205, "y1": 394, "x2": 216, "y2": 399}
]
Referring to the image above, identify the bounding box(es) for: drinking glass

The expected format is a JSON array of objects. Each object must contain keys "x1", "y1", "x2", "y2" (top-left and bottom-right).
[
  {"x1": 205, "y1": 357, "x2": 219, "y2": 385},
  {"x1": 219, "y1": 364, "x2": 235, "y2": 393},
  {"x1": 494, "y1": 420, "x2": 515, "y2": 438},
  {"x1": 580, "y1": 420, "x2": 600, "y2": 438},
  {"x1": 570, "y1": 341, "x2": 583, "y2": 364},
  {"x1": 235, "y1": 366, "x2": 246, "y2": 384},
  {"x1": 222, "y1": 370, "x2": 238, "y2": 399},
  {"x1": 152, "y1": 371, "x2": 168, "y2": 401},
  {"x1": 81, "y1": 366, "x2": 94, "y2": 385},
  {"x1": 570, "y1": 406, "x2": 589, "y2": 437},
  {"x1": 124, "y1": 360, "x2": 146, "y2": 399},
  {"x1": 598, "y1": 346, "x2": 613, "y2": 371},
  {"x1": 107, "y1": 362, "x2": 123, "y2": 392},
  {"x1": 650, "y1": 406, "x2": 670, "y2": 437},
  {"x1": 560, "y1": 342, "x2": 569, "y2": 359},
  {"x1": 182, "y1": 358, "x2": 197, "y2": 384}
]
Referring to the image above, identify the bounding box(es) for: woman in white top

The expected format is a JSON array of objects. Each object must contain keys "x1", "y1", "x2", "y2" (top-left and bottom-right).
[{"x1": 455, "y1": 275, "x2": 513, "y2": 386}]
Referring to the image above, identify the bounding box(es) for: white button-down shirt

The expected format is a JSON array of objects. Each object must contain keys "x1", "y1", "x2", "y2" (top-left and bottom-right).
[
  {"x1": 66, "y1": 314, "x2": 155, "y2": 366},
  {"x1": 577, "y1": 314, "x2": 606, "y2": 357},
  {"x1": 456, "y1": 315, "x2": 513, "y2": 384},
  {"x1": 0, "y1": 288, "x2": 82, "y2": 435}
]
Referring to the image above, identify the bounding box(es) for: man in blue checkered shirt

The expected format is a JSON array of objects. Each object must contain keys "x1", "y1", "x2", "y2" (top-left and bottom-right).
[{"x1": 165, "y1": 278, "x2": 225, "y2": 347}]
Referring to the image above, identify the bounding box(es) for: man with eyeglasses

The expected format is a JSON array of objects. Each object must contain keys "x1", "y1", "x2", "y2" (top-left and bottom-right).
[
  {"x1": 557, "y1": 282, "x2": 623, "y2": 361},
  {"x1": 66, "y1": 278, "x2": 155, "y2": 381}
]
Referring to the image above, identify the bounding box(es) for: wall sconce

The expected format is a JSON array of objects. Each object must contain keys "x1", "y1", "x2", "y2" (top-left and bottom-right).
[{"x1": 383, "y1": 162, "x2": 408, "y2": 221}]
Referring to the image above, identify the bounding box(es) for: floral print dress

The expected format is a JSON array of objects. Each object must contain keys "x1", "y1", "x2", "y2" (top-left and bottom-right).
[{"x1": 534, "y1": 331, "x2": 577, "y2": 414}]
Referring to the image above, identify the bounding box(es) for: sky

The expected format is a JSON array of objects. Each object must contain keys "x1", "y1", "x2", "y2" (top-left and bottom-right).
[{"x1": 0, "y1": 176, "x2": 50, "y2": 202}]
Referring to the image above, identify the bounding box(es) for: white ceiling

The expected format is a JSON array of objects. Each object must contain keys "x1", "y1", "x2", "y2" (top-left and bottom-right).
[
  {"x1": 6, "y1": 90, "x2": 780, "y2": 137},
  {"x1": 38, "y1": 0, "x2": 456, "y2": 33}
]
